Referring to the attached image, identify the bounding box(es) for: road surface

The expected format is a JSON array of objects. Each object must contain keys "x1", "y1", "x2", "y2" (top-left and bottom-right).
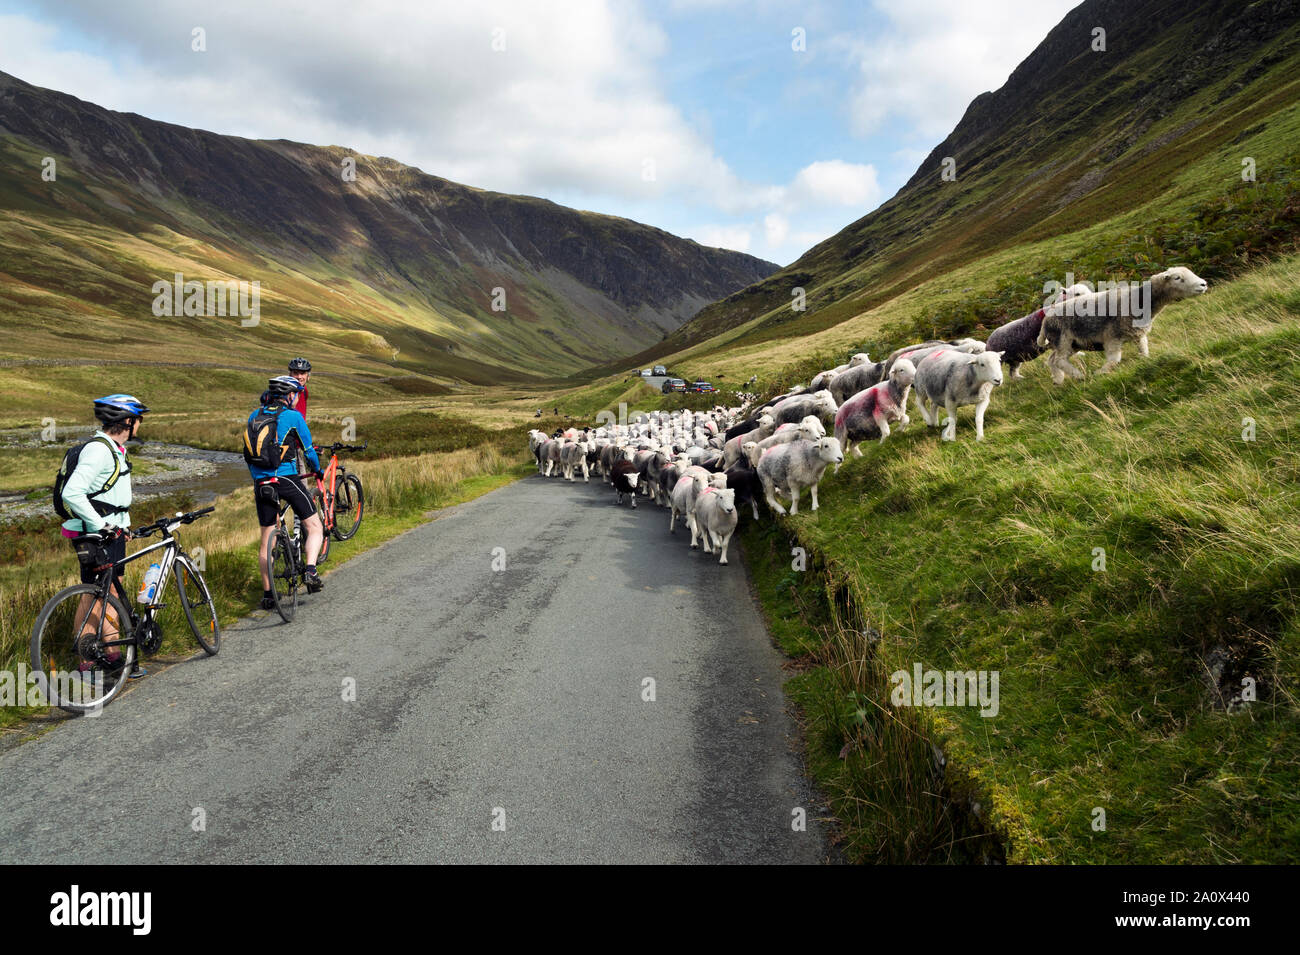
[{"x1": 0, "y1": 475, "x2": 829, "y2": 864}]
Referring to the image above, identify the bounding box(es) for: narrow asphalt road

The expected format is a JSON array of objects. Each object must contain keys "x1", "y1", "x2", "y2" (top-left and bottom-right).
[{"x1": 0, "y1": 474, "x2": 829, "y2": 864}]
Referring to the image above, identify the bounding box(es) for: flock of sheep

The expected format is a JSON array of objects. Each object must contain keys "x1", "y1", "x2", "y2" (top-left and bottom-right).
[{"x1": 526, "y1": 266, "x2": 1209, "y2": 564}]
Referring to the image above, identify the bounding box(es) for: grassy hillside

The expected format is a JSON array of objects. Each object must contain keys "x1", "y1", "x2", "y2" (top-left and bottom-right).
[
  {"x1": 733, "y1": 252, "x2": 1300, "y2": 863},
  {"x1": 0, "y1": 69, "x2": 774, "y2": 393}
]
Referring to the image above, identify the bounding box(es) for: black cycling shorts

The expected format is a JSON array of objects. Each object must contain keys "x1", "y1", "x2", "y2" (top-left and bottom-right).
[
  {"x1": 71, "y1": 533, "x2": 126, "y2": 585},
  {"x1": 254, "y1": 476, "x2": 316, "y2": 527}
]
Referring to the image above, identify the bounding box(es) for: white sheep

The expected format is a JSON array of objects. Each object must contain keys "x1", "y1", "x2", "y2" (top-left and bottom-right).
[
  {"x1": 693, "y1": 487, "x2": 739, "y2": 564},
  {"x1": 912, "y1": 349, "x2": 1005, "y2": 441},
  {"x1": 757, "y1": 436, "x2": 844, "y2": 515}
]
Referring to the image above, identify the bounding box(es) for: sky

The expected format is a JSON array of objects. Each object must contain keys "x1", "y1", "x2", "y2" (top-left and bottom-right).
[{"x1": 0, "y1": 0, "x2": 1080, "y2": 266}]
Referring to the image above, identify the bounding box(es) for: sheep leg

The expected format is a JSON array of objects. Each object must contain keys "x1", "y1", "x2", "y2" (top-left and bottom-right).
[
  {"x1": 943, "y1": 399, "x2": 958, "y2": 441},
  {"x1": 718, "y1": 531, "x2": 732, "y2": 565},
  {"x1": 974, "y1": 395, "x2": 990, "y2": 441},
  {"x1": 810, "y1": 482, "x2": 820, "y2": 511},
  {"x1": 878, "y1": 418, "x2": 891, "y2": 443},
  {"x1": 688, "y1": 513, "x2": 699, "y2": 549},
  {"x1": 788, "y1": 484, "x2": 800, "y2": 516},
  {"x1": 852, "y1": 441, "x2": 863, "y2": 458},
  {"x1": 1138, "y1": 331, "x2": 1150, "y2": 358},
  {"x1": 761, "y1": 475, "x2": 787, "y2": 516},
  {"x1": 751, "y1": 497, "x2": 760, "y2": 521},
  {"x1": 700, "y1": 522, "x2": 712, "y2": 553},
  {"x1": 669, "y1": 507, "x2": 677, "y2": 534},
  {"x1": 1099, "y1": 338, "x2": 1123, "y2": 374}
]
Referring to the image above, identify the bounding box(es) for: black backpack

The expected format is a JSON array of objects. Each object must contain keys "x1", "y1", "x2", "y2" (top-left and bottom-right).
[
  {"x1": 53, "y1": 436, "x2": 130, "y2": 520},
  {"x1": 243, "y1": 406, "x2": 289, "y2": 470}
]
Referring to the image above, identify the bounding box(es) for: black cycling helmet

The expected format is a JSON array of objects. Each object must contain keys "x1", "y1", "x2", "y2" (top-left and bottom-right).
[
  {"x1": 288, "y1": 357, "x2": 312, "y2": 372},
  {"x1": 93, "y1": 394, "x2": 150, "y2": 426},
  {"x1": 266, "y1": 375, "x2": 302, "y2": 399}
]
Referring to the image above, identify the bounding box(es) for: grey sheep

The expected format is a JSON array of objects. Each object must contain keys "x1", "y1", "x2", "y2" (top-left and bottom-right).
[
  {"x1": 757, "y1": 436, "x2": 844, "y2": 516},
  {"x1": 912, "y1": 349, "x2": 1005, "y2": 441}
]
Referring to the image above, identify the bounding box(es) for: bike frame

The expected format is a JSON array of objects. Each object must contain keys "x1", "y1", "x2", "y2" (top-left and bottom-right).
[{"x1": 80, "y1": 523, "x2": 192, "y2": 654}]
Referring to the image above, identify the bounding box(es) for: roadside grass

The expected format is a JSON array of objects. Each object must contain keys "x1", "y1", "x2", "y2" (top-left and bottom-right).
[
  {"x1": 736, "y1": 252, "x2": 1300, "y2": 863},
  {"x1": 0, "y1": 438, "x2": 530, "y2": 729}
]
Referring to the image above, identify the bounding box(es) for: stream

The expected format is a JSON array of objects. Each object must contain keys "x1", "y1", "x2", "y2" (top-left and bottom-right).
[{"x1": 1, "y1": 428, "x2": 248, "y2": 524}]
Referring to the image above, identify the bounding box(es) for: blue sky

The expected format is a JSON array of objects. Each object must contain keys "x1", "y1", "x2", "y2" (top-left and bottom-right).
[{"x1": 0, "y1": 0, "x2": 1079, "y2": 265}]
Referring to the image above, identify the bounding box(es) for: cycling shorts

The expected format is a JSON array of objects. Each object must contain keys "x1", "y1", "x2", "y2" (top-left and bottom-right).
[{"x1": 254, "y1": 476, "x2": 316, "y2": 528}]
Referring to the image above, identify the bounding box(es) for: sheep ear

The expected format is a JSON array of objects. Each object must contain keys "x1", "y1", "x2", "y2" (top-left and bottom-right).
[{"x1": 967, "y1": 356, "x2": 978, "y2": 365}]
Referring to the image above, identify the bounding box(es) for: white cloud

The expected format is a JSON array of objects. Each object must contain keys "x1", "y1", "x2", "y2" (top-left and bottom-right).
[
  {"x1": 764, "y1": 213, "x2": 789, "y2": 247},
  {"x1": 693, "y1": 224, "x2": 752, "y2": 253},
  {"x1": 837, "y1": 0, "x2": 1079, "y2": 138},
  {"x1": 788, "y1": 160, "x2": 882, "y2": 208}
]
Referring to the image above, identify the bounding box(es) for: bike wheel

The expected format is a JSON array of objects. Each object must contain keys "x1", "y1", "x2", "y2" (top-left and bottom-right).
[
  {"x1": 269, "y1": 529, "x2": 298, "y2": 623},
  {"x1": 174, "y1": 557, "x2": 220, "y2": 655},
  {"x1": 29, "y1": 584, "x2": 136, "y2": 714},
  {"x1": 332, "y1": 474, "x2": 364, "y2": 541}
]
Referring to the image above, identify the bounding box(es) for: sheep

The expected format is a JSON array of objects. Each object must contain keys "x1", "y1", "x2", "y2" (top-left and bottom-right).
[
  {"x1": 721, "y1": 414, "x2": 777, "y2": 467},
  {"x1": 643, "y1": 451, "x2": 673, "y2": 505},
  {"x1": 541, "y1": 439, "x2": 564, "y2": 477},
  {"x1": 757, "y1": 437, "x2": 844, "y2": 516},
  {"x1": 985, "y1": 283, "x2": 1092, "y2": 379},
  {"x1": 610, "y1": 459, "x2": 641, "y2": 507},
  {"x1": 742, "y1": 416, "x2": 826, "y2": 468},
  {"x1": 693, "y1": 487, "x2": 739, "y2": 564},
  {"x1": 723, "y1": 411, "x2": 776, "y2": 444},
  {"x1": 912, "y1": 348, "x2": 1005, "y2": 441},
  {"x1": 770, "y1": 389, "x2": 838, "y2": 427},
  {"x1": 723, "y1": 462, "x2": 764, "y2": 522},
  {"x1": 1036, "y1": 267, "x2": 1208, "y2": 383},
  {"x1": 881, "y1": 338, "x2": 985, "y2": 379},
  {"x1": 669, "y1": 470, "x2": 708, "y2": 540},
  {"x1": 810, "y1": 352, "x2": 870, "y2": 392},
  {"x1": 827, "y1": 358, "x2": 888, "y2": 405},
  {"x1": 833, "y1": 358, "x2": 916, "y2": 458},
  {"x1": 560, "y1": 440, "x2": 590, "y2": 482}
]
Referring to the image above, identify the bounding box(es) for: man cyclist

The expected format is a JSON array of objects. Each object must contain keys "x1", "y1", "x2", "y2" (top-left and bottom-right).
[
  {"x1": 247, "y1": 376, "x2": 325, "y2": 607},
  {"x1": 288, "y1": 357, "x2": 311, "y2": 417},
  {"x1": 59, "y1": 394, "x2": 148, "y2": 677}
]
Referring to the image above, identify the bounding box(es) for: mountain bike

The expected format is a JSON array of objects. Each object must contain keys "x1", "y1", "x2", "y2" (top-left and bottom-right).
[
  {"x1": 303, "y1": 443, "x2": 366, "y2": 561},
  {"x1": 29, "y1": 507, "x2": 219, "y2": 714}
]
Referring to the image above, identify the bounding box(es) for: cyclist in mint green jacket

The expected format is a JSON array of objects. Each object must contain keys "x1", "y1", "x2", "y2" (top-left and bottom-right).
[{"x1": 58, "y1": 394, "x2": 148, "y2": 675}]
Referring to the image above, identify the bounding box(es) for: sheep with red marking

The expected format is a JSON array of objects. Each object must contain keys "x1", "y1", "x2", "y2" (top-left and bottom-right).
[{"x1": 833, "y1": 358, "x2": 916, "y2": 458}]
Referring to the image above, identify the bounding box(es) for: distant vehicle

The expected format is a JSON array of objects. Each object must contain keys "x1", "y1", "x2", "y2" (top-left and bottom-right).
[
  {"x1": 640, "y1": 369, "x2": 653, "y2": 377},
  {"x1": 689, "y1": 381, "x2": 716, "y2": 394},
  {"x1": 652, "y1": 365, "x2": 667, "y2": 376},
  {"x1": 662, "y1": 378, "x2": 687, "y2": 393}
]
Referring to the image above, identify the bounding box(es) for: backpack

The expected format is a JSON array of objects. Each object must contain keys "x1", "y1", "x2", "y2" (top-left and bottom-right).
[
  {"x1": 243, "y1": 406, "x2": 289, "y2": 470},
  {"x1": 53, "y1": 436, "x2": 129, "y2": 520}
]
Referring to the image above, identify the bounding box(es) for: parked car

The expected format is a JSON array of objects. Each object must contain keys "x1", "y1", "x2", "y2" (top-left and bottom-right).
[
  {"x1": 662, "y1": 378, "x2": 687, "y2": 393},
  {"x1": 640, "y1": 368, "x2": 653, "y2": 377},
  {"x1": 652, "y1": 365, "x2": 667, "y2": 376},
  {"x1": 688, "y1": 381, "x2": 716, "y2": 394}
]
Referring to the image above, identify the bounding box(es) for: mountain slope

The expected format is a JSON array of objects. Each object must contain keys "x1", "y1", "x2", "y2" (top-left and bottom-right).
[
  {"x1": 616, "y1": 0, "x2": 1300, "y2": 371},
  {"x1": 0, "y1": 70, "x2": 775, "y2": 383}
]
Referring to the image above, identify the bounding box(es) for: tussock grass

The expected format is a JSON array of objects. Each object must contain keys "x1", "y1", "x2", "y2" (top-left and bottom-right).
[{"x1": 741, "y1": 252, "x2": 1300, "y2": 863}]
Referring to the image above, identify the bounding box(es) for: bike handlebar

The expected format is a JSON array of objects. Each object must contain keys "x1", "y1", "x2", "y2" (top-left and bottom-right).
[
  {"x1": 132, "y1": 506, "x2": 215, "y2": 538},
  {"x1": 313, "y1": 443, "x2": 368, "y2": 454}
]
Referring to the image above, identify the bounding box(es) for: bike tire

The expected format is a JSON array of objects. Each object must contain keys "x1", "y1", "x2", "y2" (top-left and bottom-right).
[
  {"x1": 29, "y1": 584, "x2": 136, "y2": 714},
  {"x1": 269, "y1": 529, "x2": 298, "y2": 623},
  {"x1": 174, "y1": 556, "x2": 220, "y2": 655},
  {"x1": 332, "y1": 474, "x2": 364, "y2": 541}
]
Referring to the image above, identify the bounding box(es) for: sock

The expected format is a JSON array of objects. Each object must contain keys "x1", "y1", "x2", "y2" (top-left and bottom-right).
[
  {"x1": 263, "y1": 589, "x2": 273, "y2": 599},
  {"x1": 306, "y1": 565, "x2": 316, "y2": 575}
]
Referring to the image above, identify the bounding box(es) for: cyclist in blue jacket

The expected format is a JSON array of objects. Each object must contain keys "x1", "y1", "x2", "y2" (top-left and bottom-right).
[{"x1": 246, "y1": 376, "x2": 325, "y2": 607}]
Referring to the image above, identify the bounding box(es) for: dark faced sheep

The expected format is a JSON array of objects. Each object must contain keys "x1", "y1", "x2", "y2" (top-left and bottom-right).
[{"x1": 610, "y1": 459, "x2": 641, "y2": 507}]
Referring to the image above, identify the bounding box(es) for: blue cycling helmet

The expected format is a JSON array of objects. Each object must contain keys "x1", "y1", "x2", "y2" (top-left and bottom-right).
[
  {"x1": 265, "y1": 375, "x2": 302, "y2": 399},
  {"x1": 93, "y1": 394, "x2": 150, "y2": 425}
]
